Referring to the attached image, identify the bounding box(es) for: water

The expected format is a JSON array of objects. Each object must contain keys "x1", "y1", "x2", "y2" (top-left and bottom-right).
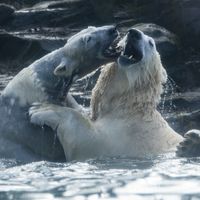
[{"x1": 0, "y1": 154, "x2": 200, "y2": 200}]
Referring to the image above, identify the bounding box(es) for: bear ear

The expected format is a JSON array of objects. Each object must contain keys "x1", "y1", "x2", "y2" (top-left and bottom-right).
[{"x1": 54, "y1": 64, "x2": 68, "y2": 76}]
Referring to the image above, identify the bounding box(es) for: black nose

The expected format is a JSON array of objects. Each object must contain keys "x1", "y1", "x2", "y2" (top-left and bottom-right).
[{"x1": 128, "y1": 29, "x2": 142, "y2": 40}]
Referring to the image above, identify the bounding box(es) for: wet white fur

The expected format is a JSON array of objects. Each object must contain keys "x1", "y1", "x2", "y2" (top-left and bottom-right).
[
  {"x1": 2, "y1": 66, "x2": 48, "y2": 106},
  {"x1": 29, "y1": 30, "x2": 183, "y2": 161},
  {"x1": 1, "y1": 38, "x2": 81, "y2": 107}
]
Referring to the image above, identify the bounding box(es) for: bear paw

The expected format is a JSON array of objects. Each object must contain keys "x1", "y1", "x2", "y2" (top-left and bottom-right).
[
  {"x1": 176, "y1": 129, "x2": 200, "y2": 157},
  {"x1": 29, "y1": 103, "x2": 60, "y2": 130}
]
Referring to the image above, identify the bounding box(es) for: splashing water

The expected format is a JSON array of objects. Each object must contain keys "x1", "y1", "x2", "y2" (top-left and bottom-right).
[{"x1": 160, "y1": 76, "x2": 179, "y2": 117}]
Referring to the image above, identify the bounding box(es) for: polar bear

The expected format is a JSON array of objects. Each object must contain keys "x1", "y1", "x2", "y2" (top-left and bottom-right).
[
  {"x1": 29, "y1": 29, "x2": 200, "y2": 161},
  {"x1": 2, "y1": 25, "x2": 119, "y2": 107},
  {"x1": 0, "y1": 25, "x2": 119, "y2": 161}
]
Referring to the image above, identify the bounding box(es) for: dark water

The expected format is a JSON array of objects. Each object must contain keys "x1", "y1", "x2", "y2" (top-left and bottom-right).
[{"x1": 0, "y1": 154, "x2": 200, "y2": 200}]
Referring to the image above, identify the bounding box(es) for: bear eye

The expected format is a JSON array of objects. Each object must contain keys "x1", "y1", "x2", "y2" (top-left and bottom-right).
[{"x1": 149, "y1": 40, "x2": 154, "y2": 47}]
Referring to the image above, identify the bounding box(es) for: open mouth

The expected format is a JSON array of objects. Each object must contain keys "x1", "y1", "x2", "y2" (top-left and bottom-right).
[
  {"x1": 102, "y1": 36, "x2": 121, "y2": 59},
  {"x1": 118, "y1": 38, "x2": 143, "y2": 66}
]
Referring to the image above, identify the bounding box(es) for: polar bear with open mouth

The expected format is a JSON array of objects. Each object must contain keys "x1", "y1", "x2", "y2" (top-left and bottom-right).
[
  {"x1": 29, "y1": 29, "x2": 200, "y2": 160},
  {"x1": 0, "y1": 25, "x2": 119, "y2": 161},
  {"x1": 2, "y1": 25, "x2": 119, "y2": 107}
]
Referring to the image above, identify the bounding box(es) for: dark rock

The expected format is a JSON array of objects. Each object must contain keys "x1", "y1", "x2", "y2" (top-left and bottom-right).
[
  {"x1": 0, "y1": 4, "x2": 15, "y2": 25},
  {"x1": 1, "y1": 0, "x2": 200, "y2": 51},
  {"x1": 3, "y1": 0, "x2": 95, "y2": 31},
  {"x1": 160, "y1": 89, "x2": 200, "y2": 135},
  {"x1": 167, "y1": 58, "x2": 200, "y2": 90},
  {"x1": 0, "y1": 0, "x2": 50, "y2": 9},
  {"x1": 117, "y1": 0, "x2": 200, "y2": 51},
  {"x1": 0, "y1": 30, "x2": 67, "y2": 70},
  {"x1": 89, "y1": 0, "x2": 116, "y2": 22},
  {"x1": 167, "y1": 109, "x2": 200, "y2": 136},
  {"x1": 158, "y1": 0, "x2": 200, "y2": 50}
]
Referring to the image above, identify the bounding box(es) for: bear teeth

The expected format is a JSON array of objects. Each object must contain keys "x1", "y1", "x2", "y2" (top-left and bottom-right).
[{"x1": 129, "y1": 55, "x2": 133, "y2": 59}]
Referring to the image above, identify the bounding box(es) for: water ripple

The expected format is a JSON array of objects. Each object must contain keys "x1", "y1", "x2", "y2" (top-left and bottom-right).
[{"x1": 0, "y1": 155, "x2": 200, "y2": 200}]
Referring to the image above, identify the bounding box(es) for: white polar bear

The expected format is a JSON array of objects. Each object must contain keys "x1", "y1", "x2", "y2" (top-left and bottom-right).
[
  {"x1": 29, "y1": 29, "x2": 200, "y2": 161},
  {"x1": 0, "y1": 25, "x2": 120, "y2": 161},
  {"x1": 2, "y1": 25, "x2": 119, "y2": 107}
]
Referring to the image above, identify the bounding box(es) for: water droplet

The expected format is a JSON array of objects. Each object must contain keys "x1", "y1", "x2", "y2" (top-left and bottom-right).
[{"x1": 160, "y1": 76, "x2": 178, "y2": 117}]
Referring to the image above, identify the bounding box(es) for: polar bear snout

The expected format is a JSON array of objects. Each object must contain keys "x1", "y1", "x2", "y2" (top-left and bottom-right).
[
  {"x1": 98, "y1": 25, "x2": 120, "y2": 60},
  {"x1": 127, "y1": 28, "x2": 142, "y2": 41},
  {"x1": 117, "y1": 29, "x2": 145, "y2": 68}
]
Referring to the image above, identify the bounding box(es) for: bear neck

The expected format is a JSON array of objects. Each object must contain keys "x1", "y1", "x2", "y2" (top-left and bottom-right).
[
  {"x1": 91, "y1": 62, "x2": 163, "y2": 120},
  {"x1": 34, "y1": 48, "x2": 72, "y2": 104}
]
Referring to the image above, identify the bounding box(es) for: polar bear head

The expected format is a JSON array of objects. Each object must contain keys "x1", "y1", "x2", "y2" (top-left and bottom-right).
[
  {"x1": 54, "y1": 25, "x2": 119, "y2": 79},
  {"x1": 117, "y1": 28, "x2": 167, "y2": 105},
  {"x1": 118, "y1": 28, "x2": 167, "y2": 87}
]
